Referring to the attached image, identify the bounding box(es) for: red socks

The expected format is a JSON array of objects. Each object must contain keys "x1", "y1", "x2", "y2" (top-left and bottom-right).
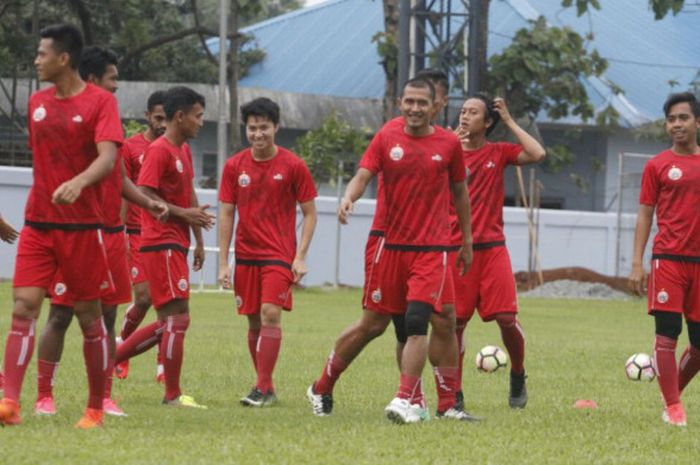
[
  {"x1": 455, "y1": 319, "x2": 467, "y2": 392},
  {"x1": 37, "y1": 359, "x2": 59, "y2": 400},
  {"x1": 116, "y1": 320, "x2": 164, "y2": 364},
  {"x1": 104, "y1": 356, "x2": 115, "y2": 399},
  {"x1": 82, "y1": 318, "x2": 108, "y2": 410},
  {"x1": 161, "y1": 313, "x2": 190, "y2": 401},
  {"x1": 434, "y1": 366, "x2": 458, "y2": 412},
  {"x1": 2, "y1": 316, "x2": 37, "y2": 402},
  {"x1": 255, "y1": 326, "x2": 282, "y2": 393},
  {"x1": 678, "y1": 345, "x2": 700, "y2": 393},
  {"x1": 397, "y1": 374, "x2": 421, "y2": 401},
  {"x1": 655, "y1": 335, "x2": 680, "y2": 407},
  {"x1": 120, "y1": 304, "x2": 147, "y2": 340},
  {"x1": 314, "y1": 350, "x2": 348, "y2": 395},
  {"x1": 496, "y1": 313, "x2": 526, "y2": 374},
  {"x1": 248, "y1": 329, "x2": 260, "y2": 371}
]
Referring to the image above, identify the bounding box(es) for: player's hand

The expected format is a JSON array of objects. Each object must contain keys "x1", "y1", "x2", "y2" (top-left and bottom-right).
[
  {"x1": 292, "y1": 256, "x2": 308, "y2": 283},
  {"x1": 52, "y1": 178, "x2": 85, "y2": 204},
  {"x1": 492, "y1": 97, "x2": 513, "y2": 124},
  {"x1": 193, "y1": 243, "x2": 205, "y2": 271},
  {"x1": 218, "y1": 263, "x2": 231, "y2": 289},
  {"x1": 454, "y1": 126, "x2": 470, "y2": 144},
  {"x1": 338, "y1": 198, "x2": 354, "y2": 224},
  {"x1": 456, "y1": 243, "x2": 473, "y2": 276},
  {"x1": 184, "y1": 204, "x2": 216, "y2": 229},
  {"x1": 628, "y1": 264, "x2": 647, "y2": 296},
  {"x1": 0, "y1": 217, "x2": 19, "y2": 244},
  {"x1": 147, "y1": 200, "x2": 169, "y2": 223}
]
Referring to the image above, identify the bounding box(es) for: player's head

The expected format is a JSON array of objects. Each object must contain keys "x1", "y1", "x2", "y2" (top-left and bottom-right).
[
  {"x1": 241, "y1": 97, "x2": 280, "y2": 152},
  {"x1": 164, "y1": 86, "x2": 206, "y2": 139},
  {"x1": 663, "y1": 92, "x2": 700, "y2": 146},
  {"x1": 460, "y1": 93, "x2": 501, "y2": 137},
  {"x1": 78, "y1": 46, "x2": 119, "y2": 93},
  {"x1": 145, "y1": 90, "x2": 167, "y2": 137},
  {"x1": 399, "y1": 78, "x2": 436, "y2": 132},
  {"x1": 415, "y1": 68, "x2": 449, "y2": 117},
  {"x1": 35, "y1": 24, "x2": 84, "y2": 82}
]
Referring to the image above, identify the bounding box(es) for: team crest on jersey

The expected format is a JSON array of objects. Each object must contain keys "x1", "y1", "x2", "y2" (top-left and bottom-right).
[
  {"x1": 668, "y1": 166, "x2": 682, "y2": 181},
  {"x1": 72, "y1": 115, "x2": 83, "y2": 123},
  {"x1": 278, "y1": 291, "x2": 288, "y2": 300},
  {"x1": 131, "y1": 267, "x2": 139, "y2": 279},
  {"x1": 100, "y1": 281, "x2": 110, "y2": 290},
  {"x1": 273, "y1": 173, "x2": 284, "y2": 181},
  {"x1": 235, "y1": 295, "x2": 243, "y2": 308},
  {"x1": 657, "y1": 290, "x2": 669, "y2": 304},
  {"x1": 486, "y1": 160, "x2": 496, "y2": 169},
  {"x1": 431, "y1": 154, "x2": 443, "y2": 162},
  {"x1": 54, "y1": 282, "x2": 67, "y2": 296},
  {"x1": 138, "y1": 153, "x2": 145, "y2": 165},
  {"x1": 175, "y1": 159, "x2": 184, "y2": 174},
  {"x1": 465, "y1": 166, "x2": 472, "y2": 180},
  {"x1": 371, "y1": 288, "x2": 382, "y2": 303},
  {"x1": 390, "y1": 145, "x2": 404, "y2": 161},
  {"x1": 178, "y1": 279, "x2": 188, "y2": 292},
  {"x1": 238, "y1": 172, "x2": 251, "y2": 187},
  {"x1": 33, "y1": 105, "x2": 47, "y2": 122}
]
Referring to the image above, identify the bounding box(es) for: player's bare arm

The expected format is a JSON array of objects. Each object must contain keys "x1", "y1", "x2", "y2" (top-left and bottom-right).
[
  {"x1": 139, "y1": 186, "x2": 215, "y2": 229},
  {"x1": 189, "y1": 189, "x2": 206, "y2": 271},
  {"x1": 451, "y1": 180, "x2": 473, "y2": 276},
  {"x1": 293, "y1": 200, "x2": 318, "y2": 283},
  {"x1": 52, "y1": 140, "x2": 117, "y2": 204},
  {"x1": 0, "y1": 213, "x2": 19, "y2": 244},
  {"x1": 493, "y1": 97, "x2": 546, "y2": 165},
  {"x1": 121, "y1": 159, "x2": 169, "y2": 222},
  {"x1": 629, "y1": 204, "x2": 654, "y2": 296},
  {"x1": 217, "y1": 201, "x2": 236, "y2": 288},
  {"x1": 339, "y1": 167, "x2": 374, "y2": 224}
]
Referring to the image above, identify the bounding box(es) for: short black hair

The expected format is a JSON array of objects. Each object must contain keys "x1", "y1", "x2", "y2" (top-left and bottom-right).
[
  {"x1": 241, "y1": 97, "x2": 280, "y2": 126},
  {"x1": 147, "y1": 90, "x2": 167, "y2": 112},
  {"x1": 163, "y1": 86, "x2": 206, "y2": 120},
  {"x1": 40, "y1": 24, "x2": 84, "y2": 69},
  {"x1": 466, "y1": 92, "x2": 501, "y2": 136},
  {"x1": 663, "y1": 92, "x2": 700, "y2": 118},
  {"x1": 78, "y1": 46, "x2": 118, "y2": 80},
  {"x1": 402, "y1": 77, "x2": 436, "y2": 101},
  {"x1": 415, "y1": 68, "x2": 449, "y2": 94}
]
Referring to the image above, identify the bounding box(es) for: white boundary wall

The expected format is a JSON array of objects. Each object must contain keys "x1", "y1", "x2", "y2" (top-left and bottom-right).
[{"x1": 0, "y1": 167, "x2": 644, "y2": 288}]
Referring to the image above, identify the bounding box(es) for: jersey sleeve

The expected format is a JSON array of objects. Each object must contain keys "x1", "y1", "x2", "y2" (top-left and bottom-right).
[
  {"x1": 639, "y1": 160, "x2": 659, "y2": 206},
  {"x1": 498, "y1": 142, "x2": 523, "y2": 166},
  {"x1": 95, "y1": 93, "x2": 124, "y2": 146},
  {"x1": 120, "y1": 144, "x2": 133, "y2": 180},
  {"x1": 293, "y1": 159, "x2": 318, "y2": 204},
  {"x1": 219, "y1": 159, "x2": 238, "y2": 204},
  {"x1": 448, "y1": 137, "x2": 467, "y2": 183},
  {"x1": 138, "y1": 146, "x2": 167, "y2": 190},
  {"x1": 359, "y1": 131, "x2": 384, "y2": 174}
]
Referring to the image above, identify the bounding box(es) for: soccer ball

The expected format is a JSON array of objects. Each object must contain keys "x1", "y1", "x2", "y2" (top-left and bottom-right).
[
  {"x1": 625, "y1": 353, "x2": 656, "y2": 381},
  {"x1": 476, "y1": 345, "x2": 508, "y2": 373}
]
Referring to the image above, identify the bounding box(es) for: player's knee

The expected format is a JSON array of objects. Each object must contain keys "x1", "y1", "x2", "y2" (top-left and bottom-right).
[
  {"x1": 494, "y1": 312, "x2": 517, "y2": 328},
  {"x1": 405, "y1": 301, "x2": 433, "y2": 337},
  {"x1": 260, "y1": 304, "x2": 282, "y2": 326},
  {"x1": 102, "y1": 307, "x2": 117, "y2": 332},
  {"x1": 392, "y1": 314, "x2": 408, "y2": 343},
  {"x1": 47, "y1": 306, "x2": 74, "y2": 332},
  {"x1": 654, "y1": 311, "x2": 682, "y2": 340},
  {"x1": 134, "y1": 291, "x2": 152, "y2": 311},
  {"x1": 687, "y1": 320, "x2": 700, "y2": 350}
]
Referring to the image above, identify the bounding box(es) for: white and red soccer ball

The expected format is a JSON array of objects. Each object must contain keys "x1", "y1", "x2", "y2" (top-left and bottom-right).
[
  {"x1": 475, "y1": 345, "x2": 508, "y2": 373},
  {"x1": 625, "y1": 353, "x2": 656, "y2": 382}
]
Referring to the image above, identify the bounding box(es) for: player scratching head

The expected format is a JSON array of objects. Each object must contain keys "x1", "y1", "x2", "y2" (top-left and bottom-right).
[
  {"x1": 163, "y1": 86, "x2": 205, "y2": 146},
  {"x1": 399, "y1": 77, "x2": 436, "y2": 137},
  {"x1": 241, "y1": 97, "x2": 280, "y2": 161},
  {"x1": 415, "y1": 68, "x2": 449, "y2": 124},
  {"x1": 459, "y1": 93, "x2": 501, "y2": 145},
  {"x1": 145, "y1": 90, "x2": 168, "y2": 139},
  {"x1": 663, "y1": 92, "x2": 700, "y2": 155},
  {"x1": 78, "y1": 46, "x2": 119, "y2": 94},
  {"x1": 34, "y1": 23, "x2": 83, "y2": 85}
]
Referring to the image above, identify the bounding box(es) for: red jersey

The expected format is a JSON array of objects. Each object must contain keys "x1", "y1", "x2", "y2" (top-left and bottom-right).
[
  {"x1": 360, "y1": 122, "x2": 466, "y2": 248},
  {"x1": 121, "y1": 133, "x2": 152, "y2": 230},
  {"x1": 369, "y1": 117, "x2": 403, "y2": 234},
  {"x1": 639, "y1": 149, "x2": 700, "y2": 258},
  {"x1": 219, "y1": 147, "x2": 317, "y2": 264},
  {"x1": 450, "y1": 142, "x2": 521, "y2": 245},
  {"x1": 101, "y1": 153, "x2": 124, "y2": 229},
  {"x1": 25, "y1": 83, "x2": 123, "y2": 228},
  {"x1": 137, "y1": 137, "x2": 194, "y2": 251}
]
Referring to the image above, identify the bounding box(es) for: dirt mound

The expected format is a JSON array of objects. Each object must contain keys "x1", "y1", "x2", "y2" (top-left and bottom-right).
[{"x1": 514, "y1": 267, "x2": 632, "y2": 294}]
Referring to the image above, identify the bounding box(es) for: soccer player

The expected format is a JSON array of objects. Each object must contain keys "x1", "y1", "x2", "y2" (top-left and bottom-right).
[
  {"x1": 0, "y1": 24, "x2": 123, "y2": 428},
  {"x1": 115, "y1": 86, "x2": 214, "y2": 408},
  {"x1": 218, "y1": 97, "x2": 317, "y2": 407},
  {"x1": 451, "y1": 94, "x2": 545, "y2": 410},
  {"x1": 116, "y1": 90, "x2": 168, "y2": 382},
  {"x1": 0, "y1": 213, "x2": 19, "y2": 393},
  {"x1": 309, "y1": 78, "x2": 474, "y2": 423},
  {"x1": 629, "y1": 91, "x2": 700, "y2": 427}
]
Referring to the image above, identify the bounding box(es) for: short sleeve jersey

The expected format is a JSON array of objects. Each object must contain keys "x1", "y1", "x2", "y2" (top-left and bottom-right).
[
  {"x1": 370, "y1": 117, "x2": 403, "y2": 233},
  {"x1": 450, "y1": 142, "x2": 521, "y2": 245},
  {"x1": 359, "y1": 122, "x2": 466, "y2": 247},
  {"x1": 121, "y1": 133, "x2": 151, "y2": 230},
  {"x1": 25, "y1": 83, "x2": 123, "y2": 227},
  {"x1": 219, "y1": 147, "x2": 317, "y2": 264},
  {"x1": 639, "y1": 149, "x2": 700, "y2": 257},
  {"x1": 137, "y1": 137, "x2": 194, "y2": 251}
]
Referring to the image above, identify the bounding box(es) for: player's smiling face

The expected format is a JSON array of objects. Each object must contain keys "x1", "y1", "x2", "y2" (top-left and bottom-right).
[
  {"x1": 459, "y1": 98, "x2": 491, "y2": 136},
  {"x1": 400, "y1": 86, "x2": 433, "y2": 131},
  {"x1": 245, "y1": 115, "x2": 278, "y2": 152},
  {"x1": 665, "y1": 102, "x2": 700, "y2": 146},
  {"x1": 34, "y1": 38, "x2": 69, "y2": 82}
]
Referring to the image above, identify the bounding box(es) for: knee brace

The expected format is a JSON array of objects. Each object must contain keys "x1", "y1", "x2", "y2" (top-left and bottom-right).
[
  {"x1": 687, "y1": 320, "x2": 700, "y2": 349},
  {"x1": 392, "y1": 314, "x2": 408, "y2": 344},
  {"x1": 654, "y1": 311, "x2": 682, "y2": 340},
  {"x1": 405, "y1": 301, "x2": 433, "y2": 337}
]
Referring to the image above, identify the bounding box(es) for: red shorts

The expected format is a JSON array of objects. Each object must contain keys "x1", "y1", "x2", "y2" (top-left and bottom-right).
[
  {"x1": 365, "y1": 247, "x2": 453, "y2": 315},
  {"x1": 452, "y1": 245, "x2": 518, "y2": 322},
  {"x1": 50, "y1": 229, "x2": 132, "y2": 307},
  {"x1": 233, "y1": 262, "x2": 294, "y2": 315},
  {"x1": 14, "y1": 226, "x2": 111, "y2": 301},
  {"x1": 648, "y1": 258, "x2": 700, "y2": 322},
  {"x1": 141, "y1": 248, "x2": 190, "y2": 309},
  {"x1": 127, "y1": 232, "x2": 148, "y2": 285},
  {"x1": 362, "y1": 232, "x2": 385, "y2": 309}
]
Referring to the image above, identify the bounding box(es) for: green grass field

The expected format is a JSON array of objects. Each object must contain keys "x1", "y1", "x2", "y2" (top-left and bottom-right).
[{"x1": 0, "y1": 283, "x2": 697, "y2": 465}]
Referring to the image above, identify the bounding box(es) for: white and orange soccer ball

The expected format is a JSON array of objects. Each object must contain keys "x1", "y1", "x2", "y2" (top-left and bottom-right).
[
  {"x1": 476, "y1": 345, "x2": 508, "y2": 373},
  {"x1": 625, "y1": 353, "x2": 656, "y2": 381}
]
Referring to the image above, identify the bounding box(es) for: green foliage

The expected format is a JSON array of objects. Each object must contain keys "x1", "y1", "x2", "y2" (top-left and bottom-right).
[
  {"x1": 649, "y1": 0, "x2": 687, "y2": 19},
  {"x1": 595, "y1": 104, "x2": 621, "y2": 134},
  {"x1": 295, "y1": 114, "x2": 370, "y2": 185},
  {"x1": 569, "y1": 172, "x2": 590, "y2": 193},
  {"x1": 372, "y1": 31, "x2": 398, "y2": 78},
  {"x1": 123, "y1": 120, "x2": 148, "y2": 139},
  {"x1": 543, "y1": 144, "x2": 576, "y2": 173},
  {"x1": 561, "y1": 0, "x2": 601, "y2": 16}
]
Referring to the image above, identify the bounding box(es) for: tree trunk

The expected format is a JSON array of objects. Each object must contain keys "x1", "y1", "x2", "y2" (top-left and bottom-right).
[
  {"x1": 229, "y1": 1, "x2": 242, "y2": 153},
  {"x1": 382, "y1": 0, "x2": 399, "y2": 122}
]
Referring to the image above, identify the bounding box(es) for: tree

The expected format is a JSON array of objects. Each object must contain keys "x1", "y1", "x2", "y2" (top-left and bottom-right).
[{"x1": 374, "y1": 0, "x2": 399, "y2": 122}]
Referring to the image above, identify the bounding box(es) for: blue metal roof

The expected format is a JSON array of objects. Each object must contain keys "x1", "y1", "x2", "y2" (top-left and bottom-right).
[{"x1": 209, "y1": 0, "x2": 700, "y2": 127}]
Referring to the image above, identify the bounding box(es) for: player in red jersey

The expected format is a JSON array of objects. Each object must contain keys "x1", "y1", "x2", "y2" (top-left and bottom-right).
[
  {"x1": 115, "y1": 90, "x2": 168, "y2": 382},
  {"x1": 629, "y1": 92, "x2": 700, "y2": 427},
  {"x1": 309, "y1": 78, "x2": 474, "y2": 423},
  {"x1": 218, "y1": 97, "x2": 318, "y2": 407},
  {"x1": 0, "y1": 213, "x2": 19, "y2": 394},
  {"x1": 32, "y1": 47, "x2": 167, "y2": 418},
  {"x1": 0, "y1": 25, "x2": 123, "y2": 428},
  {"x1": 450, "y1": 94, "x2": 545, "y2": 410},
  {"x1": 114, "y1": 86, "x2": 214, "y2": 408}
]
